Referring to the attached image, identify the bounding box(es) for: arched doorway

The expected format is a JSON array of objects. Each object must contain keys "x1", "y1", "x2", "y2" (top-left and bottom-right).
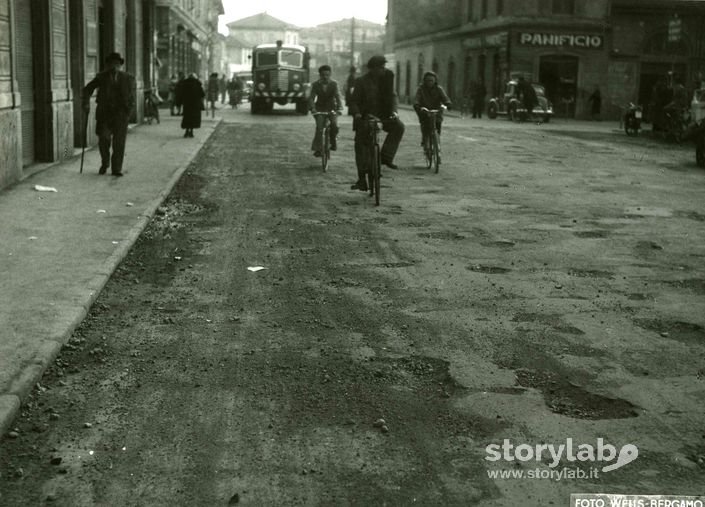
[{"x1": 539, "y1": 54, "x2": 579, "y2": 118}]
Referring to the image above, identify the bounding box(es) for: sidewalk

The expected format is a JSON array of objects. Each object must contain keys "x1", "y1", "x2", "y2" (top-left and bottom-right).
[{"x1": 0, "y1": 114, "x2": 220, "y2": 436}]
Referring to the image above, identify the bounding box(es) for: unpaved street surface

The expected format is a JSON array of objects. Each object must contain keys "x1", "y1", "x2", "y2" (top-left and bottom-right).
[{"x1": 1, "y1": 108, "x2": 704, "y2": 506}]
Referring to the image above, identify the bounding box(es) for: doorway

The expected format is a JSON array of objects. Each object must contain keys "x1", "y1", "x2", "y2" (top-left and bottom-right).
[
  {"x1": 15, "y1": 0, "x2": 36, "y2": 167},
  {"x1": 539, "y1": 55, "x2": 579, "y2": 118},
  {"x1": 69, "y1": 0, "x2": 85, "y2": 149}
]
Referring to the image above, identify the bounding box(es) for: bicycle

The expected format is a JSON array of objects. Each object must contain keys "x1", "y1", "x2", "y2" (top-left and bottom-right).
[
  {"x1": 144, "y1": 90, "x2": 161, "y2": 125},
  {"x1": 312, "y1": 111, "x2": 337, "y2": 172},
  {"x1": 361, "y1": 114, "x2": 383, "y2": 206},
  {"x1": 420, "y1": 106, "x2": 444, "y2": 173}
]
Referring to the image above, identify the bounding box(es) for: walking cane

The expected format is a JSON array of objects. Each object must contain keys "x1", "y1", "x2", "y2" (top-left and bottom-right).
[{"x1": 79, "y1": 106, "x2": 88, "y2": 174}]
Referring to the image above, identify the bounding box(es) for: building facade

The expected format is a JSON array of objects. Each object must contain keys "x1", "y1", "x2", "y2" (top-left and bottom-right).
[
  {"x1": 224, "y1": 12, "x2": 302, "y2": 75},
  {"x1": 300, "y1": 18, "x2": 385, "y2": 79},
  {"x1": 388, "y1": 0, "x2": 705, "y2": 120},
  {"x1": 0, "y1": 0, "x2": 220, "y2": 192}
]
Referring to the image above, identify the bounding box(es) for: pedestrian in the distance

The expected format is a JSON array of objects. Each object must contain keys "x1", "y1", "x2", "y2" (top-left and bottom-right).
[
  {"x1": 82, "y1": 51, "x2": 135, "y2": 177},
  {"x1": 168, "y1": 74, "x2": 178, "y2": 116},
  {"x1": 207, "y1": 72, "x2": 219, "y2": 117},
  {"x1": 344, "y1": 66, "x2": 356, "y2": 115},
  {"x1": 180, "y1": 73, "x2": 205, "y2": 138},
  {"x1": 472, "y1": 79, "x2": 487, "y2": 118},
  {"x1": 174, "y1": 71, "x2": 185, "y2": 116},
  {"x1": 517, "y1": 75, "x2": 538, "y2": 121},
  {"x1": 588, "y1": 85, "x2": 602, "y2": 121},
  {"x1": 218, "y1": 74, "x2": 227, "y2": 104}
]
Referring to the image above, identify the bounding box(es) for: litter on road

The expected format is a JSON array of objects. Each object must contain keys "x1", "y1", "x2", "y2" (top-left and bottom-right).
[
  {"x1": 33, "y1": 185, "x2": 58, "y2": 192},
  {"x1": 247, "y1": 266, "x2": 266, "y2": 272}
]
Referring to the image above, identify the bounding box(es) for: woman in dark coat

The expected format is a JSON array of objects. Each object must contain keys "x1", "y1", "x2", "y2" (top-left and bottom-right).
[{"x1": 180, "y1": 73, "x2": 205, "y2": 138}]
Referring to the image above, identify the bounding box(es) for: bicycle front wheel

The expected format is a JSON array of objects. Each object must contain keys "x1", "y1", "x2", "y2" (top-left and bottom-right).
[
  {"x1": 321, "y1": 127, "x2": 329, "y2": 172},
  {"x1": 424, "y1": 134, "x2": 432, "y2": 169},
  {"x1": 432, "y1": 130, "x2": 440, "y2": 173}
]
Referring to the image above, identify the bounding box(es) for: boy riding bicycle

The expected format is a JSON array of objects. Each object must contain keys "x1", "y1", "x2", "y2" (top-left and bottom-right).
[
  {"x1": 309, "y1": 65, "x2": 343, "y2": 157},
  {"x1": 413, "y1": 71, "x2": 452, "y2": 147}
]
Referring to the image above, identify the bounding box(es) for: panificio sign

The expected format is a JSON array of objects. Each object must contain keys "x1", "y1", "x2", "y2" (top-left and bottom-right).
[{"x1": 519, "y1": 32, "x2": 603, "y2": 49}]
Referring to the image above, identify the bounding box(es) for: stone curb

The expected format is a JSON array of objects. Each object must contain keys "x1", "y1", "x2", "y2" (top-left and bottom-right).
[{"x1": 0, "y1": 119, "x2": 222, "y2": 438}]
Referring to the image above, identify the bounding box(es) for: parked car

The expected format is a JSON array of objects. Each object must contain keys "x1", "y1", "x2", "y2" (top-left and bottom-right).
[{"x1": 487, "y1": 80, "x2": 553, "y2": 123}]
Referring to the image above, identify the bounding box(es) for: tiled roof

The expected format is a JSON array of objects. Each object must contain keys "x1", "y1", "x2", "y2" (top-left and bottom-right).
[{"x1": 226, "y1": 12, "x2": 299, "y2": 30}]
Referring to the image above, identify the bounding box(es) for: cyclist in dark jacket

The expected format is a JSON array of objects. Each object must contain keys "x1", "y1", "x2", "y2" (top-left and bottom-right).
[
  {"x1": 348, "y1": 55, "x2": 405, "y2": 190},
  {"x1": 413, "y1": 71, "x2": 452, "y2": 146}
]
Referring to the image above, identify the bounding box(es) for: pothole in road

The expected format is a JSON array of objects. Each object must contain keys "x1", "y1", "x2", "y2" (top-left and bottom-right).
[
  {"x1": 512, "y1": 313, "x2": 585, "y2": 335},
  {"x1": 418, "y1": 231, "x2": 466, "y2": 240},
  {"x1": 674, "y1": 210, "x2": 705, "y2": 222},
  {"x1": 372, "y1": 261, "x2": 416, "y2": 268},
  {"x1": 661, "y1": 162, "x2": 689, "y2": 172},
  {"x1": 373, "y1": 355, "x2": 466, "y2": 396},
  {"x1": 467, "y1": 265, "x2": 511, "y2": 274},
  {"x1": 515, "y1": 369, "x2": 640, "y2": 420},
  {"x1": 634, "y1": 240, "x2": 664, "y2": 252},
  {"x1": 567, "y1": 268, "x2": 614, "y2": 279},
  {"x1": 633, "y1": 319, "x2": 705, "y2": 344},
  {"x1": 626, "y1": 293, "x2": 654, "y2": 301},
  {"x1": 481, "y1": 240, "x2": 516, "y2": 248},
  {"x1": 401, "y1": 221, "x2": 432, "y2": 227},
  {"x1": 663, "y1": 278, "x2": 705, "y2": 295},
  {"x1": 573, "y1": 230, "x2": 610, "y2": 238}
]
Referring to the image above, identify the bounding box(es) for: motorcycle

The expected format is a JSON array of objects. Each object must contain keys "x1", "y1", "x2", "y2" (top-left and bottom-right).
[{"x1": 624, "y1": 103, "x2": 642, "y2": 136}]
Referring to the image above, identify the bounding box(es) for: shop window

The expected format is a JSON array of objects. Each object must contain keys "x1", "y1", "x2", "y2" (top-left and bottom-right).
[
  {"x1": 481, "y1": 0, "x2": 488, "y2": 19},
  {"x1": 432, "y1": 59, "x2": 439, "y2": 74},
  {"x1": 496, "y1": 0, "x2": 504, "y2": 15},
  {"x1": 467, "y1": 0, "x2": 473, "y2": 22},
  {"x1": 552, "y1": 0, "x2": 574, "y2": 15}
]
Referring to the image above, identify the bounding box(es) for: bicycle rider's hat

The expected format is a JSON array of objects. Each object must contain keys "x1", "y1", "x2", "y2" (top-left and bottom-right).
[
  {"x1": 105, "y1": 52, "x2": 125, "y2": 64},
  {"x1": 367, "y1": 55, "x2": 387, "y2": 69}
]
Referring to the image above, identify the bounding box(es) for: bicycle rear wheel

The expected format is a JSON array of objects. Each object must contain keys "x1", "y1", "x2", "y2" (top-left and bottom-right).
[
  {"x1": 321, "y1": 127, "x2": 329, "y2": 172},
  {"x1": 432, "y1": 130, "x2": 440, "y2": 173},
  {"x1": 373, "y1": 144, "x2": 381, "y2": 206}
]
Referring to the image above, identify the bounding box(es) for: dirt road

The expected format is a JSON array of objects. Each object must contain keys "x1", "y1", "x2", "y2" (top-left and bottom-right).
[{"x1": 1, "y1": 108, "x2": 704, "y2": 506}]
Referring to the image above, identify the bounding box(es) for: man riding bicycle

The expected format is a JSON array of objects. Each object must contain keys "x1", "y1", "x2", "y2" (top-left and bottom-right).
[
  {"x1": 348, "y1": 55, "x2": 405, "y2": 191},
  {"x1": 309, "y1": 65, "x2": 343, "y2": 157},
  {"x1": 413, "y1": 71, "x2": 452, "y2": 147}
]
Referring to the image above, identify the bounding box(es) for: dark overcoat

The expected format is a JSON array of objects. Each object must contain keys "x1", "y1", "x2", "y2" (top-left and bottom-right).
[{"x1": 180, "y1": 76, "x2": 205, "y2": 129}]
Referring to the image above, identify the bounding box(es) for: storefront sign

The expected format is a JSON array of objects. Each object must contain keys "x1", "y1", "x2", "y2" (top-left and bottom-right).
[
  {"x1": 463, "y1": 32, "x2": 508, "y2": 49},
  {"x1": 519, "y1": 32, "x2": 603, "y2": 49}
]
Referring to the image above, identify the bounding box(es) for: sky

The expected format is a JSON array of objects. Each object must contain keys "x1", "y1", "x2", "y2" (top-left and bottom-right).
[{"x1": 218, "y1": 0, "x2": 388, "y2": 33}]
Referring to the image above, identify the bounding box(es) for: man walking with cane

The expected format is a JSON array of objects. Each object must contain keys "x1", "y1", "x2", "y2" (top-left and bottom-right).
[{"x1": 82, "y1": 52, "x2": 135, "y2": 176}]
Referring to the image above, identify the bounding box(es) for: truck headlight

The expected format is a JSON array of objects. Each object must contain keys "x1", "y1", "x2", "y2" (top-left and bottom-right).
[
  {"x1": 292, "y1": 83, "x2": 301, "y2": 91},
  {"x1": 257, "y1": 82, "x2": 266, "y2": 90}
]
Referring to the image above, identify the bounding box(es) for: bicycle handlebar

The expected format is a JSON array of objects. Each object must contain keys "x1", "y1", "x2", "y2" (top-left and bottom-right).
[
  {"x1": 420, "y1": 105, "x2": 448, "y2": 113},
  {"x1": 312, "y1": 111, "x2": 339, "y2": 116}
]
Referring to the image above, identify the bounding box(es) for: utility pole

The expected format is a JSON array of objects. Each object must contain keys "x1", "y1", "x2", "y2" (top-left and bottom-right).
[{"x1": 350, "y1": 17, "x2": 355, "y2": 68}]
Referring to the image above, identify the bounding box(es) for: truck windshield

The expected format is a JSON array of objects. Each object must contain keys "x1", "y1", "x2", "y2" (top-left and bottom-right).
[
  {"x1": 279, "y1": 50, "x2": 303, "y2": 67},
  {"x1": 256, "y1": 51, "x2": 277, "y2": 66}
]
